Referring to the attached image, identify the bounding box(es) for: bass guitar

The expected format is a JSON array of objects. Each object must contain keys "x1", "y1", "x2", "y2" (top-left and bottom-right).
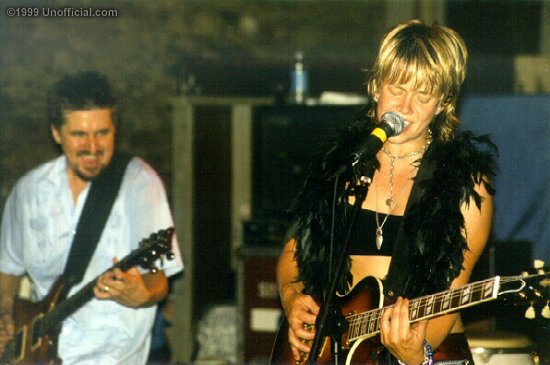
[
  {"x1": 270, "y1": 265, "x2": 549, "y2": 365},
  {"x1": 0, "y1": 228, "x2": 175, "y2": 365}
]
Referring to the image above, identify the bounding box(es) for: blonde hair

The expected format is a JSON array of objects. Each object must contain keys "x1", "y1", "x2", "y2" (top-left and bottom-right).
[{"x1": 367, "y1": 19, "x2": 468, "y2": 141}]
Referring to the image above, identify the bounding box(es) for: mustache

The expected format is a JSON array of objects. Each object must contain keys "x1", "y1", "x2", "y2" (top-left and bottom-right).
[{"x1": 77, "y1": 150, "x2": 104, "y2": 157}]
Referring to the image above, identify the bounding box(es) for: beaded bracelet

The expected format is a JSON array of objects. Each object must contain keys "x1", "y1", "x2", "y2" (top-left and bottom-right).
[
  {"x1": 396, "y1": 339, "x2": 434, "y2": 365},
  {"x1": 423, "y1": 339, "x2": 434, "y2": 365}
]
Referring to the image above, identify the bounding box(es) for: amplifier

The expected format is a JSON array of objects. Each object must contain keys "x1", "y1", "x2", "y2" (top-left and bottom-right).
[{"x1": 243, "y1": 219, "x2": 289, "y2": 247}]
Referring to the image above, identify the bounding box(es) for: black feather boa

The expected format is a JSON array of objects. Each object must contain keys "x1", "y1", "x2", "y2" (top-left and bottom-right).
[{"x1": 288, "y1": 114, "x2": 497, "y2": 301}]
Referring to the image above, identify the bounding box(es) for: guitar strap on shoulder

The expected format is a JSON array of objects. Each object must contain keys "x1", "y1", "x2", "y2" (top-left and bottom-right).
[{"x1": 62, "y1": 152, "x2": 133, "y2": 286}]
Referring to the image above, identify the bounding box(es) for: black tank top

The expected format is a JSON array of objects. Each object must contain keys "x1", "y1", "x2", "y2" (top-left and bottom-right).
[{"x1": 347, "y1": 209, "x2": 402, "y2": 256}]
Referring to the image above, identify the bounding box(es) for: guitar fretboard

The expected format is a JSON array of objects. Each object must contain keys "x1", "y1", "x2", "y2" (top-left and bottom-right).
[
  {"x1": 36, "y1": 281, "x2": 96, "y2": 337},
  {"x1": 346, "y1": 276, "x2": 501, "y2": 342},
  {"x1": 35, "y1": 228, "x2": 174, "y2": 338}
]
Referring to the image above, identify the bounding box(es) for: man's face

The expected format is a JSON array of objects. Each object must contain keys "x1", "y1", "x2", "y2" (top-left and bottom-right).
[{"x1": 51, "y1": 108, "x2": 116, "y2": 181}]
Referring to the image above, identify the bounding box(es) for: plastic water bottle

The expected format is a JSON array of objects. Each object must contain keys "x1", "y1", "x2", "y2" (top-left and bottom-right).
[{"x1": 290, "y1": 51, "x2": 308, "y2": 104}]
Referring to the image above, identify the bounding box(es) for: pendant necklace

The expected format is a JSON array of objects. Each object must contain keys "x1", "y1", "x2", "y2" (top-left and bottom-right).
[
  {"x1": 375, "y1": 131, "x2": 432, "y2": 249},
  {"x1": 375, "y1": 186, "x2": 394, "y2": 250}
]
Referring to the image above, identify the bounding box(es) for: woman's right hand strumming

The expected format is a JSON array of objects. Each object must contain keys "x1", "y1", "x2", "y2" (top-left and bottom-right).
[{"x1": 282, "y1": 290, "x2": 319, "y2": 361}]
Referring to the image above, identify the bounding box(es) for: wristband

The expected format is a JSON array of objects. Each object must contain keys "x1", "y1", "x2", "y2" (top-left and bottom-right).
[
  {"x1": 396, "y1": 339, "x2": 434, "y2": 365},
  {"x1": 423, "y1": 339, "x2": 434, "y2": 365}
]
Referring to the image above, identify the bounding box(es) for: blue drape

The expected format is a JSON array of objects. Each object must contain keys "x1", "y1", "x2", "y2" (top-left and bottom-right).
[{"x1": 459, "y1": 94, "x2": 550, "y2": 263}]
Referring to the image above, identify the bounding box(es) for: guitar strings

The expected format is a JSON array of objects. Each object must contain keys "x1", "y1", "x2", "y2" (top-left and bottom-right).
[
  {"x1": 347, "y1": 278, "x2": 494, "y2": 331},
  {"x1": 345, "y1": 278, "x2": 497, "y2": 341}
]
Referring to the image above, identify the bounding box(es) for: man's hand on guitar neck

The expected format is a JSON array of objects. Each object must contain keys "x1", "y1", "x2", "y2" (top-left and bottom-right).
[{"x1": 93, "y1": 257, "x2": 169, "y2": 308}]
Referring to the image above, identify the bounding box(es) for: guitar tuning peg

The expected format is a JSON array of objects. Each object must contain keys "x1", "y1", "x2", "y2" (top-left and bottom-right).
[
  {"x1": 525, "y1": 302, "x2": 536, "y2": 319},
  {"x1": 542, "y1": 301, "x2": 550, "y2": 319},
  {"x1": 534, "y1": 259, "x2": 545, "y2": 270}
]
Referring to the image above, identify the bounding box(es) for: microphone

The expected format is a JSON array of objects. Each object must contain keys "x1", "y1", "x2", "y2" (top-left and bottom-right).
[{"x1": 350, "y1": 111, "x2": 405, "y2": 166}]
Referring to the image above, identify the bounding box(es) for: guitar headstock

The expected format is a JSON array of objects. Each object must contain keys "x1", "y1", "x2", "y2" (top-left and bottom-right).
[
  {"x1": 116, "y1": 228, "x2": 176, "y2": 273},
  {"x1": 499, "y1": 260, "x2": 549, "y2": 319}
]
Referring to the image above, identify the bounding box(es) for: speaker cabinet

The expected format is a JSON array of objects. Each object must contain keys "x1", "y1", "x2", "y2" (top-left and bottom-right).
[
  {"x1": 238, "y1": 247, "x2": 282, "y2": 365},
  {"x1": 252, "y1": 104, "x2": 363, "y2": 220}
]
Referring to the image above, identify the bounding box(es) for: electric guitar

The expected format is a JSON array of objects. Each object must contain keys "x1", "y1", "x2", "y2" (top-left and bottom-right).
[
  {"x1": 0, "y1": 228, "x2": 176, "y2": 365},
  {"x1": 270, "y1": 266, "x2": 549, "y2": 365}
]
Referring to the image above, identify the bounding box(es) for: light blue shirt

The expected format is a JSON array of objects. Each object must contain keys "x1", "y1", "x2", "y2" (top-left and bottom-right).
[{"x1": 0, "y1": 155, "x2": 183, "y2": 365}]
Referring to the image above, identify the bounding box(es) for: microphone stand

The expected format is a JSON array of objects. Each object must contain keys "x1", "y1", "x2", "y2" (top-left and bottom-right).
[{"x1": 306, "y1": 161, "x2": 376, "y2": 365}]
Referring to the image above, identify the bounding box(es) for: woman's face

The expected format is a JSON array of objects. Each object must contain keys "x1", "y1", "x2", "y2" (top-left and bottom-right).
[{"x1": 376, "y1": 80, "x2": 443, "y2": 147}]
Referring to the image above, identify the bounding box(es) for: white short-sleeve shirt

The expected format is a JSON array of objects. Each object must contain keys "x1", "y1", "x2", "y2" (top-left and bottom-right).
[{"x1": 0, "y1": 155, "x2": 184, "y2": 365}]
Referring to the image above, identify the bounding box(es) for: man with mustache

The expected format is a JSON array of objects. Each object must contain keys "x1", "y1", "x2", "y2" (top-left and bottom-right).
[{"x1": 0, "y1": 71, "x2": 183, "y2": 364}]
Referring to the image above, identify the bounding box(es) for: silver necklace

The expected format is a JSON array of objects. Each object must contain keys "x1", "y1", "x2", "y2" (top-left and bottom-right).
[
  {"x1": 375, "y1": 185, "x2": 395, "y2": 250},
  {"x1": 375, "y1": 132, "x2": 432, "y2": 249}
]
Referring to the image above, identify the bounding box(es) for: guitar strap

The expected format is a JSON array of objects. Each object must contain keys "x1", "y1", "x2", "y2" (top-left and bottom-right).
[{"x1": 62, "y1": 151, "x2": 133, "y2": 287}]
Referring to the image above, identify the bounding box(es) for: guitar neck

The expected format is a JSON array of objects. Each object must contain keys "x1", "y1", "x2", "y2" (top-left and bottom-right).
[
  {"x1": 36, "y1": 256, "x2": 143, "y2": 337},
  {"x1": 36, "y1": 280, "x2": 95, "y2": 337},
  {"x1": 346, "y1": 276, "x2": 501, "y2": 342}
]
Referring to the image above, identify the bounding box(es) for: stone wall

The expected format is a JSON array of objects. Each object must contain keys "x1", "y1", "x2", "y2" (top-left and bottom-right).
[
  {"x1": 0, "y1": 0, "x2": 389, "y2": 208},
  {"x1": 2, "y1": 0, "x2": 547, "y2": 207}
]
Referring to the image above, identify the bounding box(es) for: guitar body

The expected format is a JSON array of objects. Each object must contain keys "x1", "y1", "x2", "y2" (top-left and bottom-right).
[
  {"x1": 270, "y1": 276, "x2": 385, "y2": 365},
  {"x1": 0, "y1": 279, "x2": 68, "y2": 365},
  {"x1": 0, "y1": 228, "x2": 175, "y2": 365},
  {"x1": 270, "y1": 276, "x2": 472, "y2": 365}
]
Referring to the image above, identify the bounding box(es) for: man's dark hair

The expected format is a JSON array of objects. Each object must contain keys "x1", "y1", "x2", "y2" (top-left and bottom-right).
[{"x1": 48, "y1": 71, "x2": 116, "y2": 129}]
